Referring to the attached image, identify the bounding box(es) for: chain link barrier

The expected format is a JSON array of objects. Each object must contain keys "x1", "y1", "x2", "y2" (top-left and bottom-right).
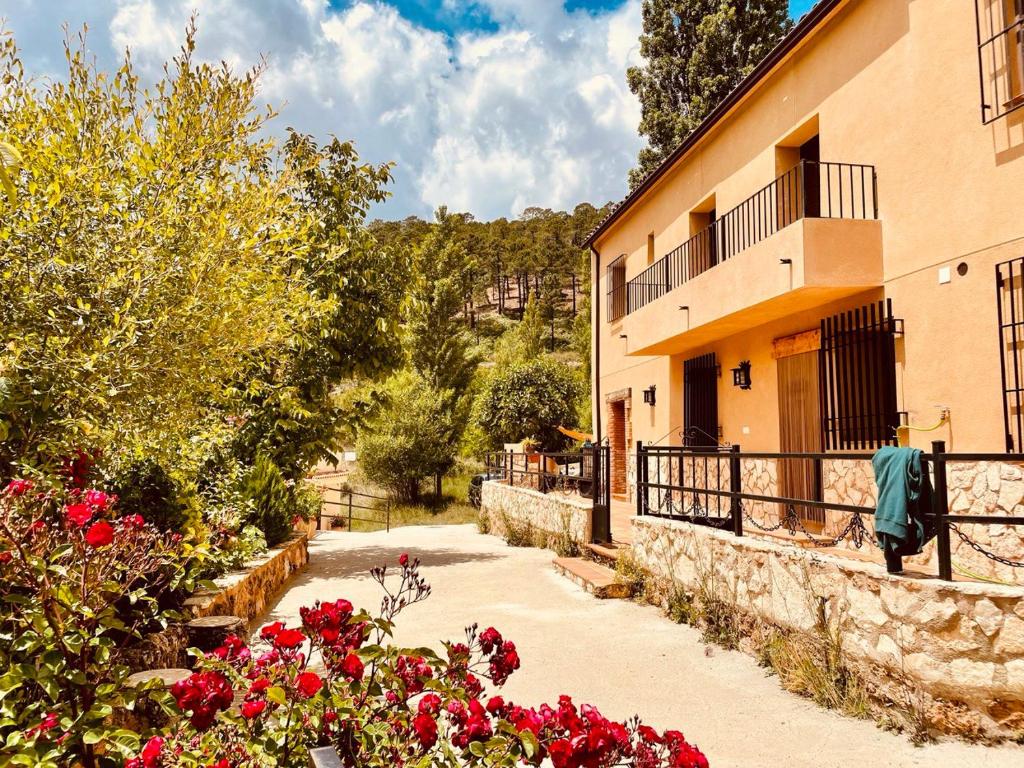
[
  {"x1": 950, "y1": 523, "x2": 1024, "y2": 568},
  {"x1": 743, "y1": 503, "x2": 869, "y2": 549}
]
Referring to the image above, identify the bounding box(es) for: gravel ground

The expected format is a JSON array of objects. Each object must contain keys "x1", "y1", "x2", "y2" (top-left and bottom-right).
[{"x1": 259, "y1": 525, "x2": 1024, "y2": 768}]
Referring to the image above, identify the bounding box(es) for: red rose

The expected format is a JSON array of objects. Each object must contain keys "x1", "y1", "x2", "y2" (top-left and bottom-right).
[
  {"x1": 240, "y1": 699, "x2": 267, "y2": 719},
  {"x1": 340, "y1": 653, "x2": 364, "y2": 680},
  {"x1": 0, "y1": 551, "x2": 11, "y2": 565},
  {"x1": 4, "y1": 478, "x2": 33, "y2": 496},
  {"x1": 399, "y1": 552, "x2": 409, "y2": 566},
  {"x1": 85, "y1": 520, "x2": 114, "y2": 548},
  {"x1": 121, "y1": 514, "x2": 145, "y2": 529},
  {"x1": 260, "y1": 621, "x2": 285, "y2": 640},
  {"x1": 65, "y1": 503, "x2": 93, "y2": 528},
  {"x1": 418, "y1": 693, "x2": 442, "y2": 715},
  {"x1": 249, "y1": 677, "x2": 271, "y2": 695},
  {"x1": 295, "y1": 671, "x2": 323, "y2": 698},
  {"x1": 140, "y1": 736, "x2": 164, "y2": 768},
  {"x1": 273, "y1": 628, "x2": 306, "y2": 649},
  {"x1": 412, "y1": 712, "x2": 438, "y2": 750},
  {"x1": 83, "y1": 489, "x2": 113, "y2": 511}
]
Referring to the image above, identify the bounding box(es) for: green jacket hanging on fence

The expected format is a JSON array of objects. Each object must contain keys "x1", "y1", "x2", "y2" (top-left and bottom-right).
[{"x1": 872, "y1": 446, "x2": 932, "y2": 556}]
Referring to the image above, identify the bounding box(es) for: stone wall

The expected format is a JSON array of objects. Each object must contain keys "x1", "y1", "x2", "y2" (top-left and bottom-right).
[
  {"x1": 630, "y1": 515, "x2": 1024, "y2": 739},
  {"x1": 481, "y1": 481, "x2": 591, "y2": 544},
  {"x1": 184, "y1": 532, "x2": 309, "y2": 624}
]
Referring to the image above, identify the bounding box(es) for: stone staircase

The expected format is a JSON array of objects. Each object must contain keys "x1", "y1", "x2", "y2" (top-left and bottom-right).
[{"x1": 551, "y1": 540, "x2": 632, "y2": 599}]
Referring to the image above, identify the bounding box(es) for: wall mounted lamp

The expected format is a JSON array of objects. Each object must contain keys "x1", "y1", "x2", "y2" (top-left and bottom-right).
[
  {"x1": 642, "y1": 385, "x2": 656, "y2": 406},
  {"x1": 731, "y1": 360, "x2": 752, "y2": 390}
]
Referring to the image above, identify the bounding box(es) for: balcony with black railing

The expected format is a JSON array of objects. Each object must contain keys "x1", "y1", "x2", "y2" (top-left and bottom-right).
[{"x1": 619, "y1": 160, "x2": 883, "y2": 356}]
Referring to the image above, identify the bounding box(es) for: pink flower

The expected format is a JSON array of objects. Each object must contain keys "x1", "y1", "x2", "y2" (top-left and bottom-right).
[
  {"x1": 418, "y1": 693, "x2": 442, "y2": 715},
  {"x1": 295, "y1": 671, "x2": 323, "y2": 698},
  {"x1": 64, "y1": 503, "x2": 92, "y2": 528},
  {"x1": 84, "y1": 520, "x2": 114, "y2": 548}
]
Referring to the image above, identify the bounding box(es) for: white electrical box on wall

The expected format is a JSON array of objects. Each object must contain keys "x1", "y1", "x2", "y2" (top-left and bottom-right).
[{"x1": 938, "y1": 266, "x2": 952, "y2": 284}]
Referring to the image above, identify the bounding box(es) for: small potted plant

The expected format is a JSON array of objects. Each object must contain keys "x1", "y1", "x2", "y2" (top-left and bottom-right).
[{"x1": 521, "y1": 436, "x2": 540, "y2": 456}]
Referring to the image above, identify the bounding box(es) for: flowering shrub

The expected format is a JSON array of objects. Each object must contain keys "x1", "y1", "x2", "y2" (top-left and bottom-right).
[
  {"x1": 128, "y1": 555, "x2": 708, "y2": 768},
  {"x1": 0, "y1": 477, "x2": 183, "y2": 768}
]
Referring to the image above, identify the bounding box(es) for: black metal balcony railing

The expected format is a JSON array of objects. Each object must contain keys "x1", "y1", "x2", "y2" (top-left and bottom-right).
[
  {"x1": 975, "y1": 1, "x2": 1024, "y2": 124},
  {"x1": 622, "y1": 160, "x2": 878, "y2": 317}
]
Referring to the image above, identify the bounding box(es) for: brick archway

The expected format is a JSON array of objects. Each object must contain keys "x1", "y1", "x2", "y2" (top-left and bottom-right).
[{"x1": 605, "y1": 389, "x2": 631, "y2": 497}]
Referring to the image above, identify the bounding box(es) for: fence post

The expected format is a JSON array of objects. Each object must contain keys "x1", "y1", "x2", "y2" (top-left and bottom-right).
[
  {"x1": 386, "y1": 499, "x2": 391, "y2": 533},
  {"x1": 635, "y1": 441, "x2": 645, "y2": 517},
  {"x1": 347, "y1": 492, "x2": 353, "y2": 532},
  {"x1": 931, "y1": 440, "x2": 952, "y2": 581},
  {"x1": 730, "y1": 444, "x2": 743, "y2": 537}
]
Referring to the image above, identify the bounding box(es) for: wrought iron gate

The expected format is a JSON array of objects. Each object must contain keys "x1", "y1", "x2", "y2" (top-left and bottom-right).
[{"x1": 997, "y1": 257, "x2": 1024, "y2": 451}]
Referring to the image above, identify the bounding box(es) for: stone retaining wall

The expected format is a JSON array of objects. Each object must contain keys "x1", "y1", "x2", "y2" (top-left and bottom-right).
[
  {"x1": 481, "y1": 481, "x2": 591, "y2": 544},
  {"x1": 630, "y1": 515, "x2": 1024, "y2": 739},
  {"x1": 184, "y1": 532, "x2": 309, "y2": 624}
]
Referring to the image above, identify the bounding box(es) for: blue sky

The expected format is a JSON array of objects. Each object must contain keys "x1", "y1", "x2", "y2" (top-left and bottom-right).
[{"x1": 4, "y1": 0, "x2": 821, "y2": 219}]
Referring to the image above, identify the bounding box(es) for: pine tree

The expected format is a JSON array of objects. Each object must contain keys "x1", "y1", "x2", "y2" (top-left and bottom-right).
[
  {"x1": 406, "y1": 207, "x2": 479, "y2": 496},
  {"x1": 627, "y1": 0, "x2": 792, "y2": 188}
]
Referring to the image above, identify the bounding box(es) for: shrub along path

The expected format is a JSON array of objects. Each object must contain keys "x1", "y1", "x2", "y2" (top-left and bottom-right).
[{"x1": 260, "y1": 525, "x2": 1022, "y2": 768}]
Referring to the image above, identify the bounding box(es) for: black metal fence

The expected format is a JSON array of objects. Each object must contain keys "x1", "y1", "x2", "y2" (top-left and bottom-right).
[
  {"x1": 317, "y1": 488, "x2": 391, "y2": 532},
  {"x1": 485, "y1": 446, "x2": 612, "y2": 543},
  {"x1": 997, "y1": 257, "x2": 1024, "y2": 452},
  {"x1": 636, "y1": 441, "x2": 1024, "y2": 582},
  {"x1": 624, "y1": 160, "x2": 877, "y2": 315},
  {"x1": 975, "y1": 0, "x2": 1024, "y2": 124}
]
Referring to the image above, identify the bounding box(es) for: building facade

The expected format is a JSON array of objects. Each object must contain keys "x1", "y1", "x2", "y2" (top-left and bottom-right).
[{"x1": 585, "y1": 0, "x2": 1024, "y2": 574}]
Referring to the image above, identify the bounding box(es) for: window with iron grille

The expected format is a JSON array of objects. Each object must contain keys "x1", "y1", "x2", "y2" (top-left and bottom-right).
[
  {"x1": 606, "y1": 255, "x2": 626, "y2": 322},
  {"x1": 818, "y1": 299, "x2": 901, "y2": 450},
  {"x1": 997, "y1": 257, "x2": 1024, "y2": 452},
  {"x1": 975, "y1": 0, "x2": 1024, "y2": 123},
  {"x1": 683, "y1": 352, "x2": 719, "y2": 447}
]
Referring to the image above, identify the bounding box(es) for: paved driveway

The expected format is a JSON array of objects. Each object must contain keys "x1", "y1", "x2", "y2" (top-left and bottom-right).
[{"x1": 260, "y1": 525, "x2": 1023, "y2": 768}]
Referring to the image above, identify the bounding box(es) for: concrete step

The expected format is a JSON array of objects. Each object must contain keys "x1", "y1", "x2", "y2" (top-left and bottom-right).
[
  {"x1": 552, "y1": 557, "x2": 631, "y2": 599},
  {"x1": 584, "y1": 541, "x2": 628, "y2": 566}
]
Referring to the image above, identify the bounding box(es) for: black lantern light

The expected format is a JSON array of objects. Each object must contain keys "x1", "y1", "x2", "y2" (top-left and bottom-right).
[
  {"x1": 642, "y1": 385, "x2": 656, "y2": 406},
  {"x1": 731, "y1": 361, "x2": 752, "y2": 390}
]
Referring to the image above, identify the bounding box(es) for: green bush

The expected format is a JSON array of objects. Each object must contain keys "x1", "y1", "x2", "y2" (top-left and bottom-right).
[
  {"x1": 357, "y1": 373, "x2": 461, "y2": 502},
  {"x1": 242, "y1": 454, "x2": 293, "y2": 547},
  {"x1": 472, "y1": 358, "x2": 582, "y2": 451},
  {"x1": 109, "y1": 458, "x2": 190, "y2": 533}
]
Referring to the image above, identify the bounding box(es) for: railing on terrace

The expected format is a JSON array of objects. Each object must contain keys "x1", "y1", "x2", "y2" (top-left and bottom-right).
[
  {"x1": 636, "y1": 441, "x2": 1024, "y2": 583},
  {"x1": 624, "y1": 160, "x2": 878, "y2": 316},
  {"x1": 317, "y1": 488, "x2": 391, "y2": 532},
  {"x1": 485, "y1": 450, "x2": 597, "y2": 497},
  {"x1": 485, "y1": 446, "x2": 612, "y2": 542}
]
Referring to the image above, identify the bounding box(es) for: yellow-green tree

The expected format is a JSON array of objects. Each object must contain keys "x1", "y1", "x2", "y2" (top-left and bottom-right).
[{"x1": 0, "y1": 25, "x2": 316, "y2": 474}]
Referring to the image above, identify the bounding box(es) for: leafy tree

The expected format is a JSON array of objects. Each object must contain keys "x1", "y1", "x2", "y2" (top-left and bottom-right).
[
  {"x1": 229, "y1": 132, "x2": 404, "y2": 480},
  {"x1": 241, "y1": 453, "x2": 294, "y2": 547},
  {"x1": 473, "y1": 359, "x2": 581, "y2": 451},
  {"x1": 357, "y1": 373, "x2": 461, "y2": 502},
  {"x1": 627, "y1": 0, "x2": 792, "y2": 187},
  {"x1": 0, "y1": 25, "x2": 313, "y2": 475}
]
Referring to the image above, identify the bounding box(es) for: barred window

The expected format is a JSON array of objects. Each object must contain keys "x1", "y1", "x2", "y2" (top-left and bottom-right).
[
  {"x1": 606, "y1": 255, "x2": 626, "y2": 322},
  {"x1": 819, "y1": 299, "x2": 901, "y2": 450}
]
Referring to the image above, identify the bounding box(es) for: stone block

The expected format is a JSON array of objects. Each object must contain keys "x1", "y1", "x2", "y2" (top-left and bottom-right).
[{"x1": 973, "y1": 598, "x2": 1005, "y2": 637}]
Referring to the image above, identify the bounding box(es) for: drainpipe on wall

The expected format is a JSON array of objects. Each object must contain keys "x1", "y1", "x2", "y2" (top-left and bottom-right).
[{"x1": 590, "y1": 245, "x2": 602, "y2": 444}]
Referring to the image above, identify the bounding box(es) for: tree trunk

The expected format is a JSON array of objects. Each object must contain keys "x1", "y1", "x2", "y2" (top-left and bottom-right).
[{"x1": 434, "y1": 472, "x2": 442, "y2": 499}]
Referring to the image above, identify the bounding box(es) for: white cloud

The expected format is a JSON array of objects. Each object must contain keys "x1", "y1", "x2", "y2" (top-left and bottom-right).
[{"x1": 2, "y1": 0, "x2": 643, "y2": 219}]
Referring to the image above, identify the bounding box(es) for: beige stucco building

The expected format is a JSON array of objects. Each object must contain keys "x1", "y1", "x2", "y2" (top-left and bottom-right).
[{"x1": 586, "y1": 0, "x2": 1024, "y2": 523}]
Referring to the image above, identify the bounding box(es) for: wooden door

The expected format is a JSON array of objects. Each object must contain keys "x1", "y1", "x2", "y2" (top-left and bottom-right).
[{"x1": 777, "y1": 350, "x2": 824, "y2": 530}]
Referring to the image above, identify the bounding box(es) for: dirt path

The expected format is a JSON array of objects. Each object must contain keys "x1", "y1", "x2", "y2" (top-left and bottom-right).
[{"x1": 261, "y1": 525, "x2": 1023, "y2": 768}]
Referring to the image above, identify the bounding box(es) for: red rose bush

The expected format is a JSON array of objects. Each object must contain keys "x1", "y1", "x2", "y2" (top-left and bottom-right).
[
  {"x1": 127, "y1": 555, "x2": 709, "y2": 768},
  {"x1": 0, "y1": 476, "x2": 184, "y2": 768}
]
